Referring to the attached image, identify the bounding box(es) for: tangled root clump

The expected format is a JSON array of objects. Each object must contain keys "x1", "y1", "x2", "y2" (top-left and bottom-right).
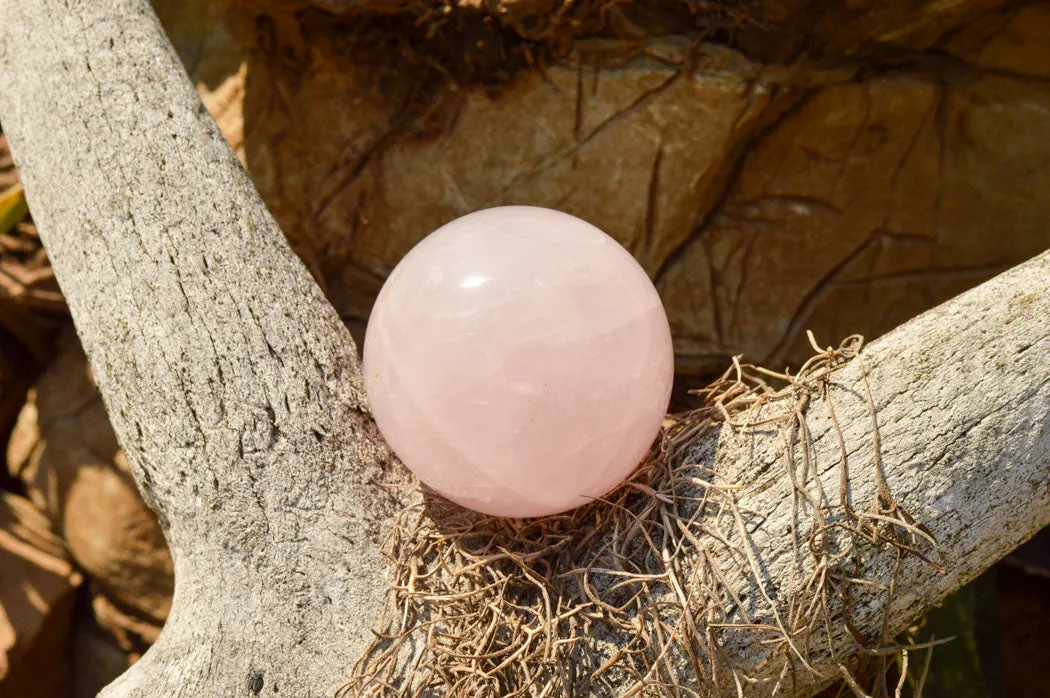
[{"x1": 343, "y1": 334, "x2": 943, "y2": 697}]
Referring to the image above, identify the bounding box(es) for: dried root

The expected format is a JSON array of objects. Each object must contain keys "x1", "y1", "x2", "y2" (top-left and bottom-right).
[{"x1": 342, "y1": 334, "x2": 942, "y2": 697}]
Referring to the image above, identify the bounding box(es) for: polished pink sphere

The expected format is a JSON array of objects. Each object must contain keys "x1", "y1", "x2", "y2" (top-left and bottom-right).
[{"x1": 363, "y1": 206, "x2": 674, "y2": 517}]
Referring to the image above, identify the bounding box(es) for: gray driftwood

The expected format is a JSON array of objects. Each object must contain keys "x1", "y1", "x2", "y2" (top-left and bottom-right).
[
  {"x1": 690, "y1": 252, "x2": 1050, "y2": 694},
  {"x1": 0, "y1": 0, "x2": 1046, "y2": 696}
]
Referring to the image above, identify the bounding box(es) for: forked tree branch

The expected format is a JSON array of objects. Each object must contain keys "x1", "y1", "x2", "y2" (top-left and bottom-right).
[{"x1": 0, "y1": 1, "x2": 1046, "y2": 696}]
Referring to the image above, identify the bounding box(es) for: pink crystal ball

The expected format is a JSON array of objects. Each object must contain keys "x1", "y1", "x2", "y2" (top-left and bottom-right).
[{"x1": 363, "y1": 206, "x2": 674, "y2": 518}]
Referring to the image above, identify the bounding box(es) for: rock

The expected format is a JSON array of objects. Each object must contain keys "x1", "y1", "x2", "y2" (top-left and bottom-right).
[
  {"x1": 736, "y1": 0, "x2": 1009, "y2": 61},
  {"x1": 0, "y1": 492, "x2": 82, "y2": 697},
  {"x1": 658, "y1": 67, "x2": 1050, "y2": 371},
  {"x1": 241, "y1": 24, "x2": 775, "y2": 354},
  {"x1": 8, "y1": 333, "x2": 173, "y2": 633},
  {"x1": 942, "y1": 2, "x2": 1050, "y2": 80},
  {"x1": 152, "y1": 1, "x2": 1050, "y2": 380}
]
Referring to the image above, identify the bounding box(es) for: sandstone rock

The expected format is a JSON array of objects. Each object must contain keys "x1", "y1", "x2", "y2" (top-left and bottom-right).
[
  {"x1": 213, "y1": 3, "x2": 1050, "y2": 379},
  {"x1": 737, "y1": 0, "x2": 1009, "y2": 61},
  {"x1": 239, "y1": 21, "x2": 781, "y2": 352},
  {"x1": 658, "y1": 67, "x2": 1050, "y2": 371},
  {"x1": 942, "y1": 2, "x2": 1050, "y2": 80},
  {"x1": 155, "y1": 2, "x2": 1050, "y2": 380},
  {"x1": 8, "y1": 333, "x2": 173, "y2": 632},
  {"x1": 306, "y1": 47, "x2": 770, "y2": 326},
  {"x1": 0, "y1": 492, "x2": 81, "y2": 697}
]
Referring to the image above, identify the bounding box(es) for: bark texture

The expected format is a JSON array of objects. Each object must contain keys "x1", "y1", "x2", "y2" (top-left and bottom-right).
[
  {"x1": 691, "y1": 248, "x2": 1050, "y2": 693},
  {"x1": 0, "y1": 1, "x2": 406, "y2": 695},
  {"x1": 0, "y1": 0, "x2": 1047, "y2": 696}
]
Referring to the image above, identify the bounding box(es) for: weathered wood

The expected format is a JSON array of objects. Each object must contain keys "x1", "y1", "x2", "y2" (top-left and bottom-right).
[
  {"x1": 0, "y1": 0, "x2": 1046, "y2": 695},
  {"x1": 696, "y1": 248, "x2": 1050, "y2": 694},
  {"x1": 0, "y1": 1, "x2": 404, "y2": 695}
]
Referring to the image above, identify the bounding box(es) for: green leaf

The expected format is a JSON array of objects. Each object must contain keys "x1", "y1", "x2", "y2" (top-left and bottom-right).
[{"x1": 0, "y1": 183, "x2": 29, "y2": 236}]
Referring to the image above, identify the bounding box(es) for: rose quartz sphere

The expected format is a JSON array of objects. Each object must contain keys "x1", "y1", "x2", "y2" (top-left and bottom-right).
[{"x1": 363, "y1": 206, "x2": 674, "y2": 518}]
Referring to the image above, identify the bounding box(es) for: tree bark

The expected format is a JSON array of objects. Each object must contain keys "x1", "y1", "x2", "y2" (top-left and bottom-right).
[
  {"x1": 0, "y1": 1, "x2": 1046, "y2": 696},
  {"x1": 690, "y1": 249, "x2": 1050, "y2": 694},
  {"x1": 0, "y1": 1, "x2": 406, "y2": 695}
]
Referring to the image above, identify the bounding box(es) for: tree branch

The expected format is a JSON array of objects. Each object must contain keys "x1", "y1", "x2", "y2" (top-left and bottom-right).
[
  {"x1": 0, "y1": 1, "x2": 405, "y2": 695},
  {"x1": 0, "y1": 1, "x2": 1046, "y2": 696},
  {"x1": 691, "y1": 250, "x2": 1050, "y2": 693}
]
